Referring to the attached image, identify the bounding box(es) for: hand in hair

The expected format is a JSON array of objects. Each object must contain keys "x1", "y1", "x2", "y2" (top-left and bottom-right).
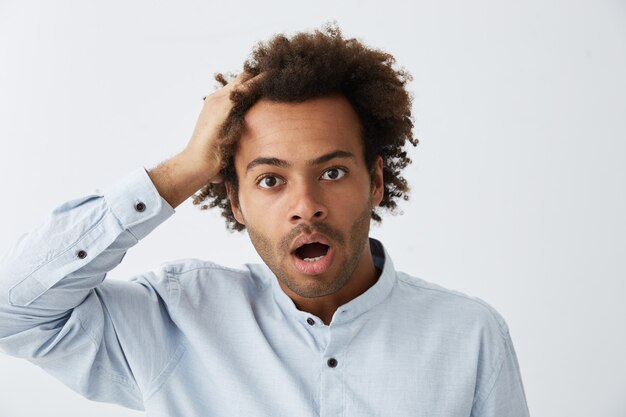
[
  {"x1": 147, "y1": 72, "x2": 258, "y2": 208},
  {"x1": 184, "y1": 72, "x2": 258, "y2": 183}
]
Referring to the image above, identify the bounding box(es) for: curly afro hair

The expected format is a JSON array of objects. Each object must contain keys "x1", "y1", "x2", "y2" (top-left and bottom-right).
[{"x1": 192, "y1": 23, "x2": 418, "y2": 231}]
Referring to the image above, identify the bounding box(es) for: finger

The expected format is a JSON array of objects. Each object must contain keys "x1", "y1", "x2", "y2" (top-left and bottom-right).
[
  {"x1": 231, "y1": 71, "x2": 265, "y2": 95},
  {"x1": 230, "y1": 72, "x2": 248, "y2": 84},
  {"x1": 202, "y1": 72, "x2": 263, "y2": 101},
  {"x1": 225, "y1": 72, "x2": 251, "y2": 92}
]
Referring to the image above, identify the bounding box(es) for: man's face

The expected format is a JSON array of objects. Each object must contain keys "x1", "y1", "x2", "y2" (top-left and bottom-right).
[{"x1": 227, "y1": 95, "x2": 384, "y2": 300}]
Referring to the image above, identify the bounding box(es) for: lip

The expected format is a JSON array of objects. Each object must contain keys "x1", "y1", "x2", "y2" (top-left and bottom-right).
[
  {"x1": 291, "y1": 246, "x2": 335, "y2": 276},
  {"x1": 289, "y1": 232, "x2": 332, "y2": 254},
  {"x1": 290, "y1": 232, "x2": 334, "y2": 276}
]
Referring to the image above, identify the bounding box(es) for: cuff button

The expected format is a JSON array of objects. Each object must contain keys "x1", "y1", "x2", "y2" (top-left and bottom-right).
[
  {"x1": 77, "y1": 250, "x2": 87, "y2": 259},
  {"x1": 135, "y1": 201, "x2": 146, "y2": 212}
]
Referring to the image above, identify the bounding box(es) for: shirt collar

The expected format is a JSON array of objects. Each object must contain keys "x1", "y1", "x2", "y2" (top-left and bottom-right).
[{"x1": 260, "y1": 237, "x2": 397, "y2": 326}]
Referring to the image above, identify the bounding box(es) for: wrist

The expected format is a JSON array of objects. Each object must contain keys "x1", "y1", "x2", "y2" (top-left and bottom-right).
[
  {"x1": 179, "y1": 147, "x2": 222, "y2": 181},
  {"x1": 148, "y1": 152, "x2": 217, "y2": 209}
]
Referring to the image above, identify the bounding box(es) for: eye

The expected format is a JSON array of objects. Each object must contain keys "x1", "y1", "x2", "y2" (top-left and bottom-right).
[
  {"x1": 257, "y1": 175, "x2": 285, "y2": 189},
  {"x1": 320, "y1": 167, "x2": 347, "y2": 181}
]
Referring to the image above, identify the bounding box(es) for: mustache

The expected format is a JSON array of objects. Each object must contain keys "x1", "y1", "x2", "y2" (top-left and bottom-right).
[{"x1": 280, "y1": 222, "x2": 345, "y2": 252}]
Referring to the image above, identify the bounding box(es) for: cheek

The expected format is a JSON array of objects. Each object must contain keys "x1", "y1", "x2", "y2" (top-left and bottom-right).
[
  {"x1": 335, "y1": 183, "x2": 373, "y2": 207},
  {"x1": 238, "y1": 193, "x2": 281, "y2": 226}
]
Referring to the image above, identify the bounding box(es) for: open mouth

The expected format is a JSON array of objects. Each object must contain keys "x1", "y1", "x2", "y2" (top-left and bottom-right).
[
  {"x1": 290, "y1": 233, "x2": 335, "y2": 276},
  {"x1": 294, "y1": 242, "x2": 330, "y2": 262}
]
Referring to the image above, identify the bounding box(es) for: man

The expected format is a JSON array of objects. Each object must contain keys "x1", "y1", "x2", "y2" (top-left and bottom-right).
[{"x1": 0, "y1": 25, "x2": 530, "y2": 416}]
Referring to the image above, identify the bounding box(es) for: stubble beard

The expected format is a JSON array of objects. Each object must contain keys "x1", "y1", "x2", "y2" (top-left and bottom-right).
[{"x1": 246, "y1": 203, "x2": 373, "y2": 299}]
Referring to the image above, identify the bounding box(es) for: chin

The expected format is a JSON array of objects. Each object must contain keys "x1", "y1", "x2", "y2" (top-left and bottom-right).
[{"x1": 281, "y1": 272, "x2": 347, "y2": 299}]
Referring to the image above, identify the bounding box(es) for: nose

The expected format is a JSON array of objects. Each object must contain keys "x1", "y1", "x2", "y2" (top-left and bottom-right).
[{"x1": 289, "y1": 181, "x2": 328, "y2": 224}]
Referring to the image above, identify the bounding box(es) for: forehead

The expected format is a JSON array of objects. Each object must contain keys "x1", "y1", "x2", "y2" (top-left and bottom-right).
[{"x1": 235, "y1": 95, "x2": 364, "y2": 167}]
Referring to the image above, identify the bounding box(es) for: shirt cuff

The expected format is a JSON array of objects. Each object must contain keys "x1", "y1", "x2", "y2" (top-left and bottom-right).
[{"x1": 103, "y1": 167, "x2": 176, "y2": 241}]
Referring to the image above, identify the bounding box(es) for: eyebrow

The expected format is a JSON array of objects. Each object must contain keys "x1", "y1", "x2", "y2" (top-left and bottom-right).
[
  {"x1": 245, "y1": 157, "x2": 289, "y2": 173},
  {"x1": 245, "y1": 150, "x2": 356, "y2": 173}
]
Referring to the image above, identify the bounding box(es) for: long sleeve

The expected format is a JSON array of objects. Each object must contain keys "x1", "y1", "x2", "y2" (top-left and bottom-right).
[{"x1": 0, "y1": 167, "x2": 176, "y2": 410}]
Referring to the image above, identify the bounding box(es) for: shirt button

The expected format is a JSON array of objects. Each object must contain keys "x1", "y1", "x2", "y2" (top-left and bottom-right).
[
  {"x1": 306, "y1": 318, "x2": 315, "y2": 326},
  {"x1": 327, "y1": 358, "x2": 338, "y2": 368},
  {"x1": 135, "y1": 201, "x2": 146, "y2": 212},
  {"x1": 77, "y1": 250, "x2": 87, "y2": 259}
]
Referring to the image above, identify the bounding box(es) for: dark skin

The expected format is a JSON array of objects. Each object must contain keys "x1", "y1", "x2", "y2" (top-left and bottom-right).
[
  {"x1": 149, "y1": 78, "x2": 384, "y2": 324},
  {"x1": 227, "y1": 96, "x2": 384, "y2": 323}
]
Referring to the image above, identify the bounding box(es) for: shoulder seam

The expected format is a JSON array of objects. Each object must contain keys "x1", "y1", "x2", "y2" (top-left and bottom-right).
[
  {"x1": 396, "y1": 275, "x2": 510, "y2": 339},
  {"x1": 164, "y1": 262, "x2": 247, "y2": 276},
  {"x1": 470, "y1": 336, "x2": 509, "y2": 416},
  {"x1": 163, "y1": 267, "x2": 181, "y2": 315},
  {"x1": 163, "y1": 262, "x2": 266, "y2": 292}
]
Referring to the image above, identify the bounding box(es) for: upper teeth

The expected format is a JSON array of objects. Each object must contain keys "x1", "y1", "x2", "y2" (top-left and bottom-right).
[{"x1": 303, "y1": 256, "x2": 324, "y2": 262}]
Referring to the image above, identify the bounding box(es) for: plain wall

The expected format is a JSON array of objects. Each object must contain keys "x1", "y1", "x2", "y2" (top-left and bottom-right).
[{"x1": 1, "y1": 1, "x2": 625, "y2": 416}]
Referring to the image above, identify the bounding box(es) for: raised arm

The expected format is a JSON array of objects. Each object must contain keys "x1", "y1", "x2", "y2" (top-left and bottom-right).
[{"x1": 0, "y1": 73, "x2": 252, "y2": 410}]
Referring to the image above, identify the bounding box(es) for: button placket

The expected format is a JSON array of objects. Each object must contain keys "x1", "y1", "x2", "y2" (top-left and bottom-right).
[{"x1": 320, "y1": 326, "x2": 345, "y2": 416}]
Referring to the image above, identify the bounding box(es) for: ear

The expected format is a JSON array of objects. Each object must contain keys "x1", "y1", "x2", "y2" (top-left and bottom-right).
[
  {"x1": 225, "y1": 181, "x2": 245, "y2": 225},
  {"x1": 371, "y1": 155, "x2": 384, "y2": 206}
]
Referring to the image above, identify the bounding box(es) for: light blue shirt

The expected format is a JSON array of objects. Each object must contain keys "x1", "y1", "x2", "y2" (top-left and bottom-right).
[{"x1": 0, "y1": 167, "x2": 529, "y2": 417}]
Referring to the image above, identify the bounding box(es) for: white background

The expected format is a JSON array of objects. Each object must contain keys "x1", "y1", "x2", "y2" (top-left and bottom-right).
[{"x1": 1, "y1": 1, "x2": 625, "y2": 416}]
